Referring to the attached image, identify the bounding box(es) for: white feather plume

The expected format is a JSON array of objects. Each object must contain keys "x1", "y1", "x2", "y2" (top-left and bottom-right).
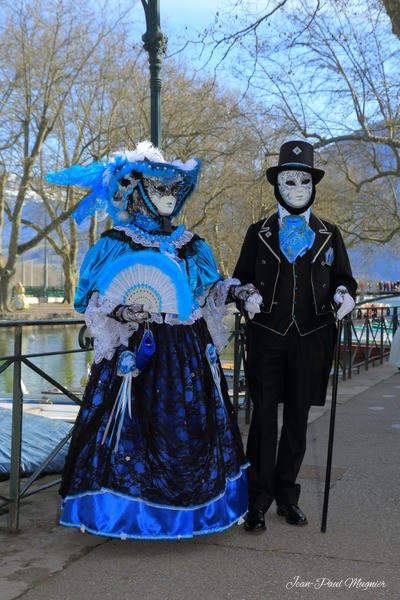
[{"x1": 116, "y1": 141, "x2": 166, "y2": 165}]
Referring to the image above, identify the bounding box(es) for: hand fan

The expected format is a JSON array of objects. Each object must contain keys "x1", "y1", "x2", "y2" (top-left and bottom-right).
[{"x1": 97, "y1": 250, "x2": 192, "y2": 320}]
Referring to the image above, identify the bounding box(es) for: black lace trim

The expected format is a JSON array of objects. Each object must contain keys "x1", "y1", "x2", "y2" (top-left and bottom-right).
[
  {"x1": 100, "y1": 228, "x2": 204, "y2": 258},
  {"x1": 100, "y1": 229, "x2": 143, "y2": 252},
  {"x1": 177, "y1": 234, "x2": 203, "y2": 259}
]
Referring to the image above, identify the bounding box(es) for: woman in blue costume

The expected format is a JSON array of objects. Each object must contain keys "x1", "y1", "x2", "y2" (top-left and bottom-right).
[{"x1": 46, "y1": 141, "x2": 262, "y2": 540}]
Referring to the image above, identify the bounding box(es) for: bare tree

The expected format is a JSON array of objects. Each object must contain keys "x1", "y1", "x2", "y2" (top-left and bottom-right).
[
  {"x1": 155, "y1": 60, "x2": 275, "y2": 276},
  {"x1": 0, "y1": 0, "x2": 279, "y2": 307},
  {"x1": 186, "y1": 0, "x2": 400, "y2": 249},
  {"x1": 0, "y1": 0, "x2": 140, "y2": 309}
]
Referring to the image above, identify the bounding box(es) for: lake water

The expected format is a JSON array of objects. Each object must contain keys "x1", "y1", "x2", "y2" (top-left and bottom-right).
[{"x1": 0, "y1": 324, "x2": 93, "y2": 400}]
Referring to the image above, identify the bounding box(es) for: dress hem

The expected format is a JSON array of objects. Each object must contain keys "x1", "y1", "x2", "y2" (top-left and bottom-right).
[
  {"x1": 59, "y1": 510, "x2": 247, "y2": 540},
  {"x1": 60, "y1": 468, "x2": 248, "y2": 539}
]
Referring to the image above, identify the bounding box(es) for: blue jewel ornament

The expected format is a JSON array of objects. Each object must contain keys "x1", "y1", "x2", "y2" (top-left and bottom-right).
[
  {"x1": 117, "y1": 351, "x2": 139, "y2": 377},
  {"x1": 206, "y1": 344, "x2": 218, "y2": 365},
  {"x1": 324, "y1": 247, "x2": 334, "y2": 266}
]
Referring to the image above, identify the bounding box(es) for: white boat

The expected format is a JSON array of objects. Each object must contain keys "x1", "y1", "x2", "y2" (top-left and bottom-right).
[{"x1": 0, "y1": 401, "x2": 79, "y2": 423}]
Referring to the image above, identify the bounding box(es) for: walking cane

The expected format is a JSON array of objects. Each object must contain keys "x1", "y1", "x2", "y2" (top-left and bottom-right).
[{"x1": 321, "y1": 317, "x2": 344, "y2": 533}]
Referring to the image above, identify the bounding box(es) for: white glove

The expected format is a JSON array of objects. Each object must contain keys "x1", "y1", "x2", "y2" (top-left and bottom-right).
[
  {"x1": 244, "y1": 294, "x2": 263, "y2": 319},
  {"x1": 230, "y1": 283, "x2": 263, "y2": 319},
  {"x1": 334, "y1": 286, "x2": 355, "y2": 320}
]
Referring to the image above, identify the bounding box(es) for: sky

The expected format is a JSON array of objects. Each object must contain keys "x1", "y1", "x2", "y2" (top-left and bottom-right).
[
  {"x1": 131, "y1": 0, "x2": 222, "y2": 38},
  {"x1": 129, "y1": 0, "x2": 276, "y2": 87},
  {"x1": 127, "y1": 0, "x2": 232, "y2": 75},
  {"x1": 132, "y1": 0, "x2": 268, "y2": 64},
  {"x1": 159, "y1": 0, "x2": 218, "y2": 30}
]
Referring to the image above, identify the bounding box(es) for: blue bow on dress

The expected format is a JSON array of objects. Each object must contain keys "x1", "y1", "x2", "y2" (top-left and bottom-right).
[{"x1": 279, "y1": 215, "x2": 316, "y2": 263}]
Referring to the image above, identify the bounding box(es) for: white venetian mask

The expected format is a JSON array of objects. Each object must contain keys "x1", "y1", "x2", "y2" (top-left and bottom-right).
[
  {"x1": 277, "y1": 170, "x2": 313, "y2": 209},
  {"x1": 145, "y1": 180, "x2": 179, "y2": 216}
]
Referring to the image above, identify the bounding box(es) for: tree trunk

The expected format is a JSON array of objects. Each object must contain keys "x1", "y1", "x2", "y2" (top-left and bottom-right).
[
  {"x1": 0, "y1": 270, "x2": 16, "y2": 312},
  {"x1": 89, "y1": 213, "x2": 97, "y2": 248},
  {"x1": 62, "y1": 258, "x2": 77, "y2": 304}
]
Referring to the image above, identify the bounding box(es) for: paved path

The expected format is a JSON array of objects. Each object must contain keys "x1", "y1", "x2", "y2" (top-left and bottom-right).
[
  {"x1": 0, "y1": 303, "x2": 77, "y2": 321},
  {"x1": 1, "y1": 357, "x2": 399, "y2": 599}
]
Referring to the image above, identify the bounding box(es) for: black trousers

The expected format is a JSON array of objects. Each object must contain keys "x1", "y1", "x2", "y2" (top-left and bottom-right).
[{"x1": 245, "y1": 321, "x2": 335, "y2": 513}]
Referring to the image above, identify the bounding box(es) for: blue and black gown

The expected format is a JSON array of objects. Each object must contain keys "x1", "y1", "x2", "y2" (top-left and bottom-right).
[{"x1": 59, "y1": 223, "x2": 248, "y2": 539}]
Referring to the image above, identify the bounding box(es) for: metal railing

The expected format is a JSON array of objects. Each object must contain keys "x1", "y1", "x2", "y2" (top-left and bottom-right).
[
  {"x1": 0, "y1": 318, "x2": 85, "y2": 532},
  {"x1": 229, "y1": 306, "x2": 400, "y2": 423},
  {"x1": 0, "y1": 308, "x2": 399, "y2": 532}
]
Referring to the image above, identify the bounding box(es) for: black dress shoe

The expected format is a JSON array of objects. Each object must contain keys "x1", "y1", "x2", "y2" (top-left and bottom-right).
[
  {"x1": 277, "y1": 504, "x2": 308, "y2": 526},
  {"x1": 244, "y1": 509, "x2": 266, "y2": 532}
]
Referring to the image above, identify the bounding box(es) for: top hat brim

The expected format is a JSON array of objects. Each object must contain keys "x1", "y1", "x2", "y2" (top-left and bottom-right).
[{"x1": 266, "y1": 164, "x2": 325, "y2": 185}]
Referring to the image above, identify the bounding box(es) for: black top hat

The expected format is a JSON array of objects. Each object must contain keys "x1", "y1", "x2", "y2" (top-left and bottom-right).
[{"x1": 266, "y1": 140, "x2": 325, "y2": 185}]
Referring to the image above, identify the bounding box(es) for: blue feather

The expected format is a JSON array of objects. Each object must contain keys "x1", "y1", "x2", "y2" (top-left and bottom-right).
[{"x1": 45, "y1": 163, "x2": 105, "y2": 188}]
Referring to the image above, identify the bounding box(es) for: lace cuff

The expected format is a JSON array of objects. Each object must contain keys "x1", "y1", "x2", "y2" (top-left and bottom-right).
[
  {"x1": 85, "y1": 293, "x2": 139, "y2": 363},
  {"x1": 200, "y1": 278, "x2": 240, "y2": 354}
]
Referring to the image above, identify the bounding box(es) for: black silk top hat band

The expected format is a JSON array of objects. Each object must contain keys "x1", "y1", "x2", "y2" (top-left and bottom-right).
[{"x1": 266, "y1": 140, "x2": 325, "y2": 185}]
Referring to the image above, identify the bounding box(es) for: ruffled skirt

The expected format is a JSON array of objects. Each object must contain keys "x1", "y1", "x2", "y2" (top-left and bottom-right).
[{"x1": 60, "y1": 318, "x2": 248, "y2": 539}]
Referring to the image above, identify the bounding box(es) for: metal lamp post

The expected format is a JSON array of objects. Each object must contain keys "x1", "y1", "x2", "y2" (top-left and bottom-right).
[{"x1": 141, "y1": 0, "x2": 168, "y2": 150}]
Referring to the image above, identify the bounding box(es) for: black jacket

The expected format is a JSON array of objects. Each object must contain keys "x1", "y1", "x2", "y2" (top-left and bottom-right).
[{"x1": 233, "y1": 212, "x2": 357, "y2": 334}]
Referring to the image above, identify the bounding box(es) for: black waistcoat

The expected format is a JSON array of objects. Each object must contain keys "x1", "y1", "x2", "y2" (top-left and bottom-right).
[{"x1": 256, "y1": 249, "x2": 330, "y2": 335}]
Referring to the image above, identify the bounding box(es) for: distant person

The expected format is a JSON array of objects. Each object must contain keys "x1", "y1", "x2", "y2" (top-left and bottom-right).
[
  {"x1": 11, "y1": 282, "x2": 28, "y2": 310},
  {"x1": 233, "y1": 140, "x2": 357, "y2": 532}
]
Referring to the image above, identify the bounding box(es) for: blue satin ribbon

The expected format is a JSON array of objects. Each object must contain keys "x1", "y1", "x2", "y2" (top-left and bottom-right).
[
  {"x1": 60, "y1": 469, "x2": 248, "y2": 539},
  {"x1": 279, "y1": 215, "x2": 316, "y2": 263}
]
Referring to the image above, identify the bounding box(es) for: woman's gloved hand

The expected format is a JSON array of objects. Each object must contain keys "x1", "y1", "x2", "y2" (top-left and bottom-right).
[{"x1": 108, "y1": 304, "x2": 150, "y2": 324}]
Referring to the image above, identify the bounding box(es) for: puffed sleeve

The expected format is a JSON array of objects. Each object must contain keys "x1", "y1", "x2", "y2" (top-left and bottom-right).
[
  {"x1": 74, "y1": 237, "x2": 130, "y2": 313},
  {"x1": 188, "y1": 239, "x2": 223, "y2": 299}
]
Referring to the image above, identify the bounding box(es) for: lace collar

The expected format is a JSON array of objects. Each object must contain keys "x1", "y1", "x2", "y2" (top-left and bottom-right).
[{"x1": 114, "y1": 224, "x2": 194, "y2": 249}]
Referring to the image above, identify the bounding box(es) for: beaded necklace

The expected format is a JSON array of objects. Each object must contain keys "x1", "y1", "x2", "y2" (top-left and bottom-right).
[{"x1": 132, "y1": 213, "x2": 162, "y2": 232}]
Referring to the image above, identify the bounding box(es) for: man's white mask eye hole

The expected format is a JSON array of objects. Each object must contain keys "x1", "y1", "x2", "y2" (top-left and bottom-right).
[{"x1": 285, "y1": 178, "x2": 311, "y2": 187}]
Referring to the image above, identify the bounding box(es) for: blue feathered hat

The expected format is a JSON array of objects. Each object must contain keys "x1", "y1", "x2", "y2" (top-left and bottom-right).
[{"x1": 45, "y1": 141, "x2": 201, "y2": 225}]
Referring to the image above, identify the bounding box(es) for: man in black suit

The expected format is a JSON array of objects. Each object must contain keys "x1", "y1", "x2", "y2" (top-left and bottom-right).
[{"x1": 233, "y1": 140, "x2": 357, "y2": 532}]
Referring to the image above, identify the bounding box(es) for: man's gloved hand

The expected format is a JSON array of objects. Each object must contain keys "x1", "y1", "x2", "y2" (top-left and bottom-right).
[
  {"x1": 230, "y1": 283, "x2": 263, "y2": 319},
  {"x1": 334, "y1": 286, "x2": 355, "y2": 320},
  {"x1": 108, "y1": 304, "x2": 150, "y2": 324}
]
